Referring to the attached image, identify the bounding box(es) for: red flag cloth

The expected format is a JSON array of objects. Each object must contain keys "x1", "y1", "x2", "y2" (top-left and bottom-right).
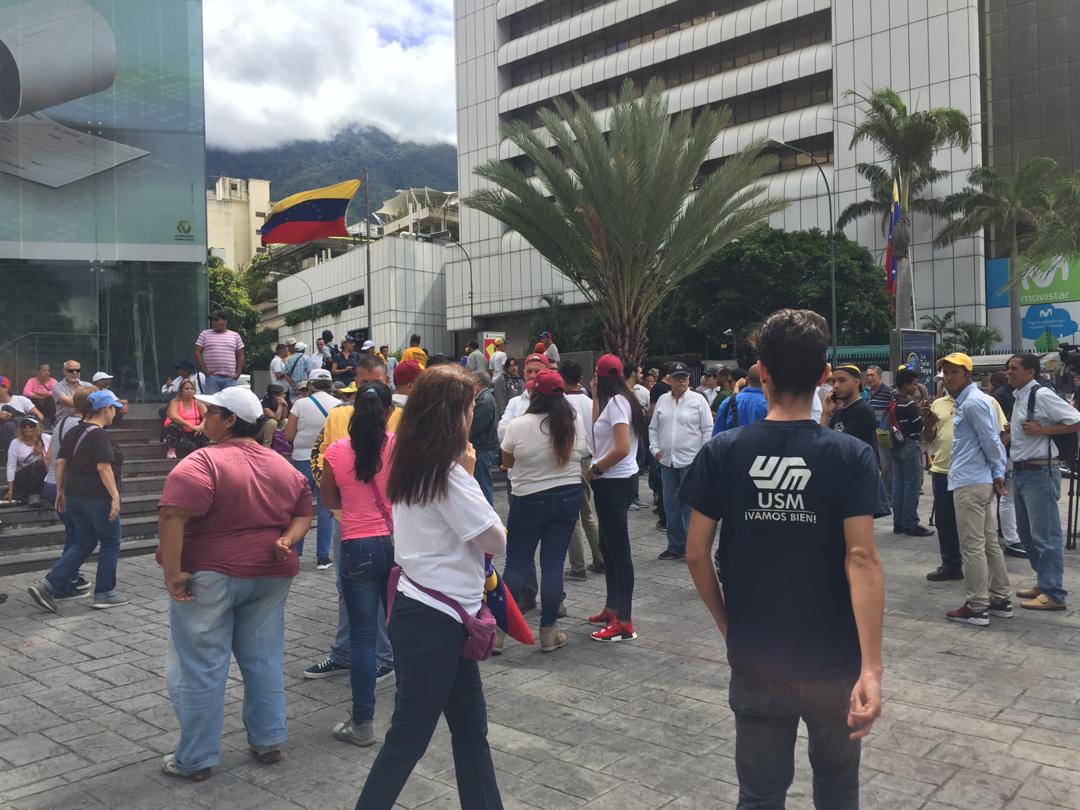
[{"x1": 484, "y1": 558, "x2": 534, "y2": 645}]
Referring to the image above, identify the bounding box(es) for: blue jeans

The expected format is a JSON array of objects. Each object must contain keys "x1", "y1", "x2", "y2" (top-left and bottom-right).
[
  {"x1": 42, "y1": 496, "x2": 121, "y2": 601},
  {"x1": 203, "y1": 374, "x2": 237, "y2": 395},
  {"x1": 339, "y1": 537, "x2": 394, "y2": 724},
  {"x1": 473, "y1": 448, "x2": 497, "y2": 506},
  {"x1": 329, "y1": 523, "x2": 393, "y2": 669},
  {"x1": 503, "y1": 484, "x2": 581, "y2": 626},
  {"x1": 890, "y1": 440, "x2": 923, "y2": 530},
  {"x1": 1013, "y1": 466, "x2": 1068, "y2": 604},
  {"x1": 660, "y1": 464, "x2": 692, "y2": 555},
  {"x1": 729, "y1": 671, "x2": 860, "y2": 809},
  {"x1": 357, "y1": 595, "x2": 502, "y2": 810},
  {"x1": 166, "y1": 572, "x2": 292, "y2": 772},
  {"x1": 41, "y1": 482, "x2": 83, "y2": 588},
  {"x1": 290, "y1": 458, "x2": 333, "y2": 559}
]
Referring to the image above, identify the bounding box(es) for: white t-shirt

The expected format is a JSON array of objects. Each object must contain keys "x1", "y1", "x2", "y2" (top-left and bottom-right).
[
  {"x1": 633, "y1": 384, "x2": 650, "y2": 411},
  {"x1": 394, "y1": 464, "x2": 504, "y2": 622},
  {"x1": 270, "y1": 355, "x2": 287, "y2": 382},
  {"x1": 289, "y1": 391, "x2": 339, "y2": 460},
  {"x1": 489, "y1": 350, "x2": 507, "y2": 377},
  {"x1": 2, "y1": 394, "x2": 36, "y2": 415},
  {"x1": 502, "y1": 412, "x2": 588, "y2": 496},
  {"x1": 564, "y1": 390, "x2": 595, "y2": 455},
  {"x1": 594, "y1": 395, "x2": 639, "y2": 479}
]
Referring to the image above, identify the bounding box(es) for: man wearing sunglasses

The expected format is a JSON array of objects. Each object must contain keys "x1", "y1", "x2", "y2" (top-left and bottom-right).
[{"x1": 52, "y1": 362, "x2": 92, "y2": 422}]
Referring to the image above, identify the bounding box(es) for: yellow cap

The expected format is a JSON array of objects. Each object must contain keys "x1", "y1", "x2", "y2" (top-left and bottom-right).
[
  {"x1": 936, "y1": 352, "x2": 973, "y2": 372},
  {"x1": 340, "y1": 382, "x2": 358, "y2": 394}
]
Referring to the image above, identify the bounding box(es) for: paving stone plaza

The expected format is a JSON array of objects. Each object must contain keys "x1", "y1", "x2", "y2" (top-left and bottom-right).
[{"x1": 1, "y1": 484, "x2": 1079, "y2": 809}]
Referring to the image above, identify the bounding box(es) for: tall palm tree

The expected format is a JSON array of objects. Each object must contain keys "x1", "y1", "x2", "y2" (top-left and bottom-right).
[
  {"x1": 845, "y1": 89, "x2": 972, "y2": 330},
  {"x1": 463, "y1": 79, "x2": 787, "y2": 360},
  {"x1": 935, "y1": 157, "x2": 1056, "y2": 351},
  {"x1": 836, "y1": 163, "x2": 951, "y2": 235},
  {"x1": 1026, "y1": 171, "x2": 1080, "y2": 264}
]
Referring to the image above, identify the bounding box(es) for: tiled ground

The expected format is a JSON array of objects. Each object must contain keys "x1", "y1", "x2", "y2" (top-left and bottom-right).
[{"x1": 1, "y1": 483, "x2": 1080, "y2": 809}]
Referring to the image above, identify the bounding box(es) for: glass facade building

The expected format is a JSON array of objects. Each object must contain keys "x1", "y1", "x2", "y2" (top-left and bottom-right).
[{"x1": 0, "y1": 0, "x2": 206, "y2": 399}]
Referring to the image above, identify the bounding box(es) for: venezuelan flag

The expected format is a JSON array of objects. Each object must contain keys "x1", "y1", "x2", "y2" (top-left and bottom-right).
[
  {"x1": 884, "y1": 179, "x2": 901, "y2": 296},
  {"x1": 260, "y1": 179, "x2": 361, "y2": 245}
]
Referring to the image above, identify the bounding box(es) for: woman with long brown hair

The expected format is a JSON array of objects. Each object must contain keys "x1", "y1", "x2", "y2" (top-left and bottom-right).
[
  {"x1": 587, "y1": 354, "x2": 646, "y2": 642},
  {"x1": 498, "y1": 369, "x2": 587, "y2": 652},
  {"x1": 357, "y1": 364, "x2": 505, "y2": 810}
]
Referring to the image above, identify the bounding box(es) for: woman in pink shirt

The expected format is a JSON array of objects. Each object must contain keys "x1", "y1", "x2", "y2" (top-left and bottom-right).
[
  {"x1": 318, "y1": 381, "x2": 396, "y2": 748},
  {"x1": 23, "y1": 364, "x2": 57, "y2": 424}
]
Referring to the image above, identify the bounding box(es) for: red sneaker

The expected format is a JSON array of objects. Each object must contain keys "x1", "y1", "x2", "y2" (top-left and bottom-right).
[
  {"x1": 587, "y1": 607, "x2": 615, "y2": 625},
  {"x1": 591, "y1": 619, "x2": 637, "y2": 642}
]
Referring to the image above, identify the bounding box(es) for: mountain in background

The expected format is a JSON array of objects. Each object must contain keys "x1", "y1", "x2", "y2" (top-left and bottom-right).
[{"x1": 206, "y1": 125, "x2": 458, "y2": 218}]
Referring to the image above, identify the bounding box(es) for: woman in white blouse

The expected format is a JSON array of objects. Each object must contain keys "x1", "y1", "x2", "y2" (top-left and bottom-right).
[
  {"x1": 357, "y1": 364, "x2": 505, "y2": 810},
  {"x1": 5, "y1": 416, "x2": 50, "y2": 505}
]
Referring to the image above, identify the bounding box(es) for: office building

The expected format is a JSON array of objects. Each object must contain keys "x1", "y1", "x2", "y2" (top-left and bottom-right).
[
  {"x1": 0, "y1": 0, "x2": 207, "y2": 398},
  {"x1": 207, "y1": 176, "x2": 270, "y2": 271},
  {"x1": 451, "y1": 0, "x2": 1079, "y2": 349}
]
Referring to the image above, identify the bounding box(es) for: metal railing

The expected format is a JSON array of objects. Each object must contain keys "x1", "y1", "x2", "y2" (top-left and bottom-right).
[{"x1": 0, "y1": 332, "x2": 104, "y2": 391}]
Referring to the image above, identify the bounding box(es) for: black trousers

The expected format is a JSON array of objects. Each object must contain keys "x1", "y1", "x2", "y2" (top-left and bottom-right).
[
  {"x1": 590, "y1": 476, "x2": 637, "y2": 619},
  {"x1": 729, "y1": 671, "x2": 861, "y2": 810},
  {"x1": 356, "y1": 595, "x2": 502, "y2": 810},
  {"x1": 931, "y1": 472, "x2": 962, "y2": 570}
]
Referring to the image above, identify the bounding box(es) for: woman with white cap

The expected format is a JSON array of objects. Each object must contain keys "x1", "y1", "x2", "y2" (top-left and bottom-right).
[
  {"x1": 155, "y1": 386, "x2": 312, "y2": 781},
  {"x1": 283, "y1": 368, "x2": 339, "y2": 567},
  {"x1": 5, "y1": 415, "x2": 50, "y2": 505},
  {"x1": 28, "y1": 389, "x2": 128, "y2": 611}
]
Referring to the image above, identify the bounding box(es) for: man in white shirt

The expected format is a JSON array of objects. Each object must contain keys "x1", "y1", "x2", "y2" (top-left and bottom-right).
[
  {"x1": 162, "y1": 360, "x2": 206, "y2": 396},
  {"x1": 496, "y1": 352, "x2": 550, "y2": 441},
  {"x1": 1005, "y1": 353, "x2": 1080, "y2": 611},
  {"x1": 560, "y1": 359, "x2": 603, "y2": 579},
  {"x1": 649, "y1": 361, "x2": 713, "y2": 560},
  {"x1": 0, "y1": 374, "x2": 44, "y2": 452},
  {"x1": 698, "y1": 369, "x2": 720, "y2": 407},
  {"x1": 539, "y1": 332, "x2": 560, "y2": 364},
  {"x1": 270, "y1": 343, "x2": 290, "y2": 386},
  {"x1": 488, "y1": 337, "x2": 508, "y2": 379}
]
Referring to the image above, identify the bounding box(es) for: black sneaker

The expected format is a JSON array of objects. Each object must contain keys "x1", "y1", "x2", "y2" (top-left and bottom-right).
[
  {"x1": 55, "y1": 589, "x2": 90, "y2": 600},
  {"x1": 892, "y1": 525, "x2": 905, "y2": 534},
  {"x1": 1003, "y1": 544, "x2": 1028, "y2": 559},
  {"x1": 375, "y1": 665, "x2": 394, "y2": 682},
  {"x1": 587, "y1": 562, "x2": 605, "y2": 574},
  {"x1": 657, "y1": 550, "x2": 685, "y2": 560},
  {"x1": 926, "y1": 566, "x2": 964, "y2": 582},
  {"x1": 304, "y1": 658, "x2": 349, "y2": 679},
  {"x1": 904, "y1": 526, "x2": 935, "y2": 537},
  {"x1": 72, "y1": 576, "x2": 91, "y2": 592},
  {"x1": 316, "y1": 556, "x2": 333, "y2": 570},
  {"x1": 565, "y1": 568, "x2": 588, "y2": 581},
  {"x1": 28, "y1": 583, "x2": 57, "y2": 613},
  {"x1": 989, "y1": 598, "x2": 1014, "y2": 618}
]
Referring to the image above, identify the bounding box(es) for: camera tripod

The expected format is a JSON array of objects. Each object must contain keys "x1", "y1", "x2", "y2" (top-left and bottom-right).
[{"x1": 1066, "y1": 449, "x2": 1079, "y2": 551}]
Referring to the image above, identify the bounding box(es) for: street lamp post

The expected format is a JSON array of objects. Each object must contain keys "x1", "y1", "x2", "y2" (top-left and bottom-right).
[
  {"x1": 766, "y1": 138, "x2": 837, "y2": 364},
  {"x1": 271, "y1": 267, "x2": 316, "y2": 348},
  {"x1": 434, "y1": 236, "x2": 475, "y2": 329}
]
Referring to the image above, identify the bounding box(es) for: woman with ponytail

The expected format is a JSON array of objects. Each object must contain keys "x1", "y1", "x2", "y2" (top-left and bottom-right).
[{"x1": 317, "y1": 381, "x2": 396, "y2": 748}]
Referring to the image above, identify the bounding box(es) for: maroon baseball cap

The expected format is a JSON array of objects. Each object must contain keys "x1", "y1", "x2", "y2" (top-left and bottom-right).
[
  {"x1": 533, "y1": 370, "x2": 565, "y2": 397},
  {"x1": 524, "y1": 353, "x2": 550, "y2": 368},
  {"x1": 595, "y1": 354, "x2": 623, "y2": 378},
  {"x1": 393, "y1": 359, "x2": 423, "y2": 387}
]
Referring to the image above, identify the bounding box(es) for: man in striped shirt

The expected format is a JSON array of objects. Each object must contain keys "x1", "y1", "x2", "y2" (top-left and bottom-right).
[
  {"x1": 891, "y1": 368, "x2": 933, "y2": 537},
  {"x1": 194, "y1": 311, "x2": 245, "y2": 395}
]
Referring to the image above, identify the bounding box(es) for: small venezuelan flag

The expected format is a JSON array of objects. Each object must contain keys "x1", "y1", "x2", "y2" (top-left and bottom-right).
[{"x1": 260, "y1": 179, "x2": 361, "y2": 245}]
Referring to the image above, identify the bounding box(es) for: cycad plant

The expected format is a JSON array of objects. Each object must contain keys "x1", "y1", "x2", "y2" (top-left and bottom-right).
[
  {"x1": 935, "y1": 157, "x2": 1056, "y2": 351},
  {"x1": 463, "y1": 79, "x2": 787, "y2": 359}
]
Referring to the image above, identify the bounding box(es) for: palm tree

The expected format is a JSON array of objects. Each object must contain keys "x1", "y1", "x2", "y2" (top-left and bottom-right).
[
  {"x1": 934, "y1": 157, "x2": 1056, "y2": 351},
  {"x1": 951, "y1": 321, "x2": 1002, "y2": 356},
  {"x1": 836, "y1": 163, "x2": 952, "y2": 235},
  {"x1": 1026, "y1": 171, "x2": 1080, "y2": 264},
  {"x1": 920, "y1": 310, "x2": 959, "y2": 354},
  {"x1": 463, "y1": 79, "x2": 787, "y2": 360},
  {"x1": 845, "y1": 89, "x2": 972, "y2": 330}
]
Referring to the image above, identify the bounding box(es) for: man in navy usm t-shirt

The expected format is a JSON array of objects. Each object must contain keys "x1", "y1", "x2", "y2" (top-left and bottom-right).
[{"x1": 681, "y1": 308, "x2": 884, "y2": 810}]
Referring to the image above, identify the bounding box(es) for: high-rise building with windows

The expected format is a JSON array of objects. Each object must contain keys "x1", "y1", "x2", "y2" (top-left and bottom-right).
[{"x1": 450, "y1": 0, "x2": 1077, "y2": 349}]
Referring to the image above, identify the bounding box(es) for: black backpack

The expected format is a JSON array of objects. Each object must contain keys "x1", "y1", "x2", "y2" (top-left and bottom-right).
[{"x1": 1028, "y1": 386, "x2": 1079, "y2": 463}]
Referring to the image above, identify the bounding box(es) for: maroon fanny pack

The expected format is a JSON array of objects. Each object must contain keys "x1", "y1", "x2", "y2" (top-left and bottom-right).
[{"x1": 386, "y1": 566, "x2": 496, "y2": 661}]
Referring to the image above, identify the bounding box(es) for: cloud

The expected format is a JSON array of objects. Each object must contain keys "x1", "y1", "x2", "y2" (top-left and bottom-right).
[
  {"x1": 1021, "y1": 304, "x2": 1080, "y2": 340},
  {"x1": 203, "y1": 0, "x2": 456, "y2": 151}
]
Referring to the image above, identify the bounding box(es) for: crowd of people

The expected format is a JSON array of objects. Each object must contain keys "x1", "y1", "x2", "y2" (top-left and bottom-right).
[{"x1": 5, "y1": 308, "x2": 1080, "y2": 809}]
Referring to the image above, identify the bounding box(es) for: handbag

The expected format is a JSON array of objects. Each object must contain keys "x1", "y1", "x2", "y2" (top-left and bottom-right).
[
  {"x1": 385, "y1": 566, "x2": 497, "y2": 661},
  {"x1": 271, "y1": 430, "x2": 293, "y2": 456}
]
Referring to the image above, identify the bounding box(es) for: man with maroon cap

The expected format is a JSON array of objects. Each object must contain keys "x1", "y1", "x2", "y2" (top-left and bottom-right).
[{"x1": 392, "y1": 359, "x2": 423, "y2": 411}]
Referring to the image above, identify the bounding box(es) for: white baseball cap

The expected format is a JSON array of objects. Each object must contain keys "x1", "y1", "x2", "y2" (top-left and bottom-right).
[
  {"x1": 92, "y1": 371, "x2": 114, "y2": 383},
  {"x1": 361, "y1": 340, "x2": 376, "y2": 351},
  {"x1": 195, "y1": 387, "x2": 263, "y2": 424},
  {"x1": 294, "y1": 342, "x2": 308, "y2": 352},
  {"x1": 308, "y1": 368, "x2": 332, "y2": 382}
]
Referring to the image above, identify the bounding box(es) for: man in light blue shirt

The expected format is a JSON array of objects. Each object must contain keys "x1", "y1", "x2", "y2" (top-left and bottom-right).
[{"x1": 939, "y1": 353, "x2": 1011, "y2": 627}]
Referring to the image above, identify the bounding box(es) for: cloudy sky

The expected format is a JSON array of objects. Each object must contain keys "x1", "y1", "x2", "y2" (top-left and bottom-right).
[{"x1": 203, "y1": 0, "x2": 457, "y2": 151}]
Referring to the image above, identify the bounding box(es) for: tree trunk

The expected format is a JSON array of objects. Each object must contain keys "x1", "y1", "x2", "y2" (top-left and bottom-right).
[
  {"x1": 1008, "y1": 243, "x2": 1022, "y2": 352},
  {"x1": 895, "y1": 256, "x2": 914, "y2": 330}
]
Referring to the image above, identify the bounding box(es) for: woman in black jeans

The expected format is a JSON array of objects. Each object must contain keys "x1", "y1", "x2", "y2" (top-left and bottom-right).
[
  {"x1": 586, "y1": 354, "x2": 645, "y2": 642},
  {"x1": 357, "y1": 364, "x2": 505, "y2": 810}
]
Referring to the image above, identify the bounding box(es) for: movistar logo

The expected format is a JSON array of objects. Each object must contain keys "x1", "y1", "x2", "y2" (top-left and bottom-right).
[{"x1": 746, "y1": 456, "x2": 815, "y2": 520}]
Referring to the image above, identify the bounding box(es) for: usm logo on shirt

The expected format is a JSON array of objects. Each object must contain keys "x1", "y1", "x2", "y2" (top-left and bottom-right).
[{"x1": 745, "y1": 456, "x2": 816, "y2": 523}]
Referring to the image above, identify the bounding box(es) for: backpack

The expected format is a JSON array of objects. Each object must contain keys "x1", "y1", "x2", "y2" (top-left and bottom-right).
[{"x1": 1028, "y1": 386, "x2": 1079, "y2": 464}]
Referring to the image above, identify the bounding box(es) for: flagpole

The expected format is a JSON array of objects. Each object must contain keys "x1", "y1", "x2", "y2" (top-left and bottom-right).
[{"x1": 365, "y1": 169, "x2": 373, "y2": 340}]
